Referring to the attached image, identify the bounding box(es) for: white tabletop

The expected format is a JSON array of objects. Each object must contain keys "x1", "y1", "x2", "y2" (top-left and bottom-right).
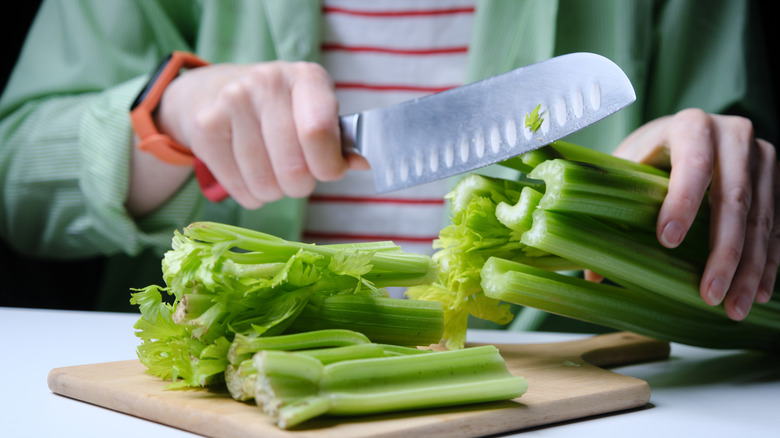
[{"x1": 1, "y1": 306, "x2": 777, "y2": 437}]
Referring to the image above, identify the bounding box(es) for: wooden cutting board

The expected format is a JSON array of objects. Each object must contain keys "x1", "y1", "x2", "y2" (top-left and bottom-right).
[{"x1": 48, "y1": 332, "x2": 669, "y2": 437}]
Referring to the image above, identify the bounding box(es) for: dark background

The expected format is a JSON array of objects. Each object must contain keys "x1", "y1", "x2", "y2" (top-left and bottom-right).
[{"x1": 1, "y1": 1, "x2": 779, "y2": 312}]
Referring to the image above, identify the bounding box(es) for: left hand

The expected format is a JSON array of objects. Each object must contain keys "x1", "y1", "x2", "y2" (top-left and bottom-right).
[{"x1": 611, "y1": 108, "x2": 778, "y2": 320}]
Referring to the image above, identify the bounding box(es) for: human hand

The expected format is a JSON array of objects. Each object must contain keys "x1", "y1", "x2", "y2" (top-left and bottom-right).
[
  {"x1": 155, "y1": 61, "x2": 368, "y2": 209},
  {"x1": 611, "y1": 108, "x2": 778, "y2": 320}
]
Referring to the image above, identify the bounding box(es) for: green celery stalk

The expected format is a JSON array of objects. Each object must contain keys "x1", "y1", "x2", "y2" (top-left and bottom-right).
[
  {"x1": 253, "y1": 346, "x2": 527, "y2": 429},
  {"x1": 286, "y1": 294, "x2": 444, "y2": 347},
  {"x1": 227, "y1": 329, "x2": 372, "y2": 365},
  {"x1": 543, "y1": 141, "x2": 670, "y2": 177},
  {"x1": 529, "y1": 159, "x2": 670, "y2": 230},
  {"x1": 481, "y1": 257, "x2": 780, "y2": 350},
  {"x1": 521, "y1": 209, "x2": 780, "y2": 331}
]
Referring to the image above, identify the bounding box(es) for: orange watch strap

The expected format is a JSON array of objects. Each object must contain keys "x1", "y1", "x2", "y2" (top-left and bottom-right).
[{"x1": 130, "y1": 51, "x2": 209, "y2": 165}]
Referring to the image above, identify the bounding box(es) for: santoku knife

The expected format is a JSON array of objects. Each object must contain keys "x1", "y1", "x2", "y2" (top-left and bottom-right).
[{"x1": 195, "y1": 52, "x2": 635, "y2": 201}]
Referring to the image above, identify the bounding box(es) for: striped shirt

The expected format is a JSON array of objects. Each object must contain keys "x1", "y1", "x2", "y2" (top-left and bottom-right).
[{"x1": 306, "y1": 0, "x2": 476, "y2": 259}]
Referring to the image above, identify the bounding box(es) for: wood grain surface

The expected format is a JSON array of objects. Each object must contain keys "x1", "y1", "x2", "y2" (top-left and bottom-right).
[{"x1": 47, "y1": 332, "x2": 670, "y2": 437}]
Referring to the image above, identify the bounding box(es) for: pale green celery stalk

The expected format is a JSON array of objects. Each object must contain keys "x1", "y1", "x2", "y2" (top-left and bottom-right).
[
  {"x1": 228, "y1": 329, "x2": 371, "y2": 365},
  {"x1": 496, "y1": 186, "x2": 544, "y2": 234},
  {"x1": 445, "y1": 173, "x2": 543, "y2": 218},
  {"x1": 226, "y1": 343, "x2": 421, "y2": 401},
  {"x1": 286, "y1": 294, "x2": 444, "y2": 347},
  {"x1": 494, "y1": 185, "x2": 579, "y2": 271},
  {"x1": 521, "y1": 209, "x2": 780, "y2": 331},
  {"x1": 530, "y1": 159, "x2": 670, "y2": 230},
  {"x1": 529, "y1": 157, "x2": 711, "y2": 246},
  {"x1": 481, "y1": 257, "x2": 780, "y2": 350},
  {"x1": 255, "y1": 346, "x2": 527, "y2": 429},
  {"x1": 184, "y1": 222, "x2": 438, "y2": 287},
  {"x1": 545, "y1": 141, "x2": 670, "y2": 177}
]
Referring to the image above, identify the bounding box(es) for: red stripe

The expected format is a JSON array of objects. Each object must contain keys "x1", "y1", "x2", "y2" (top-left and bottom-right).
[
  {"x1": 309, "y1": 195, "x2": 445, "y2": 205},
  {"x1": 303, "y1": 231, "x2": 437, "y2": 243},
  {"x1": 322, "y1": 43, "x2": 468, "y2": 56},
  {"x1": 323, "y1": 6, "x2": 475, "y2": 17},
  {"x1": 335, "y1": 81, "x2": 457, "y2": 93}
]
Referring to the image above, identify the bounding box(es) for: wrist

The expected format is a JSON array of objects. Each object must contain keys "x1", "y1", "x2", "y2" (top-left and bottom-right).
[{"x1": 130, "y1": 51, "x2": 209, "y2": 165}]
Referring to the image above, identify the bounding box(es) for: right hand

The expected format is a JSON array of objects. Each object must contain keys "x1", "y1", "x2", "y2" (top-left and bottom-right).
[{"x1": 156, "y1": 61, "x2": 369, "y2": 209}]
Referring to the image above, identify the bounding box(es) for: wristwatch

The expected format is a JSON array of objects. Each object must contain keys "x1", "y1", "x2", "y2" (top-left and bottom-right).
[{"x1": 130, "y1": 51, "x2": 209, "y2": 165}]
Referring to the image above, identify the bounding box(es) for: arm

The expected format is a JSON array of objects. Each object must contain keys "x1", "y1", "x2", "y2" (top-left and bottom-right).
[{"x1": 0, "y1": 0, "x2": 201, "y2": 258}]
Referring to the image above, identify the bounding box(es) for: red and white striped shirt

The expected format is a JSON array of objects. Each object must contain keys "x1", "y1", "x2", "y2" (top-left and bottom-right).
[{"x1": 305, "y1": 1, "x2": 476, "y2": 273}]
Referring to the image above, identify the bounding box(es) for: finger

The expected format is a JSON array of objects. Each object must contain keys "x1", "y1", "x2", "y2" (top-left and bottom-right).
[
  {"x1": 346, "y1": 153, "x2": 371, "y2": 170},
  {"x1": 757, "y1": 143, "x2": 780, "y2": 304},
  {"x1": 699, "y1": 116, "x2": 754, "y2": 308},
  {"x1": 612, "y1": 116, "x2": 672, "y2": 169},
  {"x1": 252, "y1": 64, "x2": 316, "y2": 198},
  {"x1": 189, "y1": 103, "x2": 263, "y2": 209},
  {"x1": 583, "y1": 270, "x2": 604, "y2": 283},
  {"x1": 289, "y1": 62, "x2": 348, "y2": 182},
  {"x1": 657, "y1": 109, "x2": 715, "y2": 249},
  {"x1": 723, "y1": 138, "x2": 774, "y2": 320},
  {"x1": 224, "y1": 79, "x2": 284, "y2": 204}
]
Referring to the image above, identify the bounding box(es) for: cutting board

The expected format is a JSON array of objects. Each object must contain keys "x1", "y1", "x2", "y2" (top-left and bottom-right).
[{"x1": 48, "y1": 332, "x2": 669, "y2": 437}]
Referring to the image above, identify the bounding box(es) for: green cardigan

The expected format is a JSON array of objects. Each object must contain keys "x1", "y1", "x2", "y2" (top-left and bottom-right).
[{"x1": 0, "y1": 0, "x2": 775, "y2": 313}]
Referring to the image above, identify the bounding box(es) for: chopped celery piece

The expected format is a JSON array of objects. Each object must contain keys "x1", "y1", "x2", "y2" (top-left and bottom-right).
[{"x1": 252, "y1": 346, "x2": 527, "y2": 429}]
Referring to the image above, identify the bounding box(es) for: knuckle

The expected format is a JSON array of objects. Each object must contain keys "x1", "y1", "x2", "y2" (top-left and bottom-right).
[
  {"x1": 720, "y1": 185, "x2": 752, "y2": 212},
  {"x1": 248, "y1": 63, "x2": 287, "y2": 93},
  {"x1": 718, "y1": 244, "x2": 743, "y2": 268},
  {"x1": 672, "y1": 108, "x2": 712, "y2": 134},
  {"x1": 748, "y1": 210, "x2": 774, "y2": 238},
  {"x1": 291, "y1": 61, "x2": 329, "y2": 81}
]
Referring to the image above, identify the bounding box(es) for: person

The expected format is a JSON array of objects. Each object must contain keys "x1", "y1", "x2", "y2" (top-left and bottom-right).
[{"x1": 0, "y1": 0, "x2": 777, "y2": 326}]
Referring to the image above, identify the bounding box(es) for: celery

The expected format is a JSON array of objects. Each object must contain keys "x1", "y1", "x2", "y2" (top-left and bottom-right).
[
  {"x1": 131, "y1": 222, "x2": 443, "y2": 388},
  {"x1": 251, "y1": 346, "x2": 527, "y2": 429},
  {"x1": 481, "y1": 257, "x2": 780, "y2": 350},
  {"x1": 227, "y1": 329, "x2": 371, "y2": 365},
  {"x1": 406, "y1": 173, "x2": 577, "y2": 349},
  {"x1": 286, "y1": 294, "x2": 444, "y2": 347},
  {"x1": 413, "y1": 138, "x2": 780, "y2": 351}
]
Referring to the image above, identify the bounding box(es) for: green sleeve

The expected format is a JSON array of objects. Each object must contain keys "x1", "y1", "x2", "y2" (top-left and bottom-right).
[
  {"x1": 467, "y1": 0, "x2": 777, "y2": 152},
  {"x1": 0, "y1": 0, "x2": 202, "y2": 258}
]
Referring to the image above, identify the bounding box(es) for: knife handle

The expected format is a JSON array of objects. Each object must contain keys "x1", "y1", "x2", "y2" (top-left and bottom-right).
[{"x1": 193, "y1": 114, "x2": 361, "y2": 203}]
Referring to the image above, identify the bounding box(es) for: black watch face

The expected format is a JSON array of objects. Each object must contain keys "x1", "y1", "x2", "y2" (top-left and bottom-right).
[{"x1": 130, "y1": 53, "x2": 174, "y2": 111}]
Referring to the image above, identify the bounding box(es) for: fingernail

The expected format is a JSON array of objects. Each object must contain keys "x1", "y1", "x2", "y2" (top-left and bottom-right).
[
  {"x1": 661, "y1": 220, "x2": 683, "y2": 247},
  {"x1": 706, "y1": 278, "x2": 726, "y2": 305},
  {"x1": 734, "y1": 294, "x2": 752, "y2": 320}
]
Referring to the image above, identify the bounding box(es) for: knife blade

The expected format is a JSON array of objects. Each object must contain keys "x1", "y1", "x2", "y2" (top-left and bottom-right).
[
  {"x1": 341, "y1": 52, "x2": 635, "y2": 193},
  {"x1": 194, "y1": 52, "x2": 635, "y2": 201}
]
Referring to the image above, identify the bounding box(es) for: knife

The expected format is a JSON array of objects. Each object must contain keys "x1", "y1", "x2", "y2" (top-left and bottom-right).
[{"x1": 194, "y1": 52, "x2": 635, "y2": 201}]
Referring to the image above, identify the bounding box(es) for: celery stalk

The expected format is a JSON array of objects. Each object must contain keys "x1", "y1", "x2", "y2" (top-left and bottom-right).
[
  {"x1": 481, "y1": 257, "x2": 780, "y2": 350},
  {"x1": 227, "y1": 329, "x2": 371, "y2": 365},
  {"x1": 287, "y1": 294, "x2": 444, "y2": 347},
  {"x1": 253, "y1": 346, "x2": 527, "y2": 429},
  {"x1": 521, "y1": 209, "x2": 780, "y2": 331}
]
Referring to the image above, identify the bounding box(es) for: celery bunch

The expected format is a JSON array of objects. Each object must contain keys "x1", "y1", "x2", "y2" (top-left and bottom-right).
[
  {"x1": 410, "y1": 141, "x2": 780, "y2": 351},
  {"x1": 131, "y1": 222, "x2": 443, "y2": 388}
]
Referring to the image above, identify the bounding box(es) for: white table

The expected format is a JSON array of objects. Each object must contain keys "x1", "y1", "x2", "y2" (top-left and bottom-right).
[{"x1": 1, "y1": 306, "x2": 777, "y2": 437}]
